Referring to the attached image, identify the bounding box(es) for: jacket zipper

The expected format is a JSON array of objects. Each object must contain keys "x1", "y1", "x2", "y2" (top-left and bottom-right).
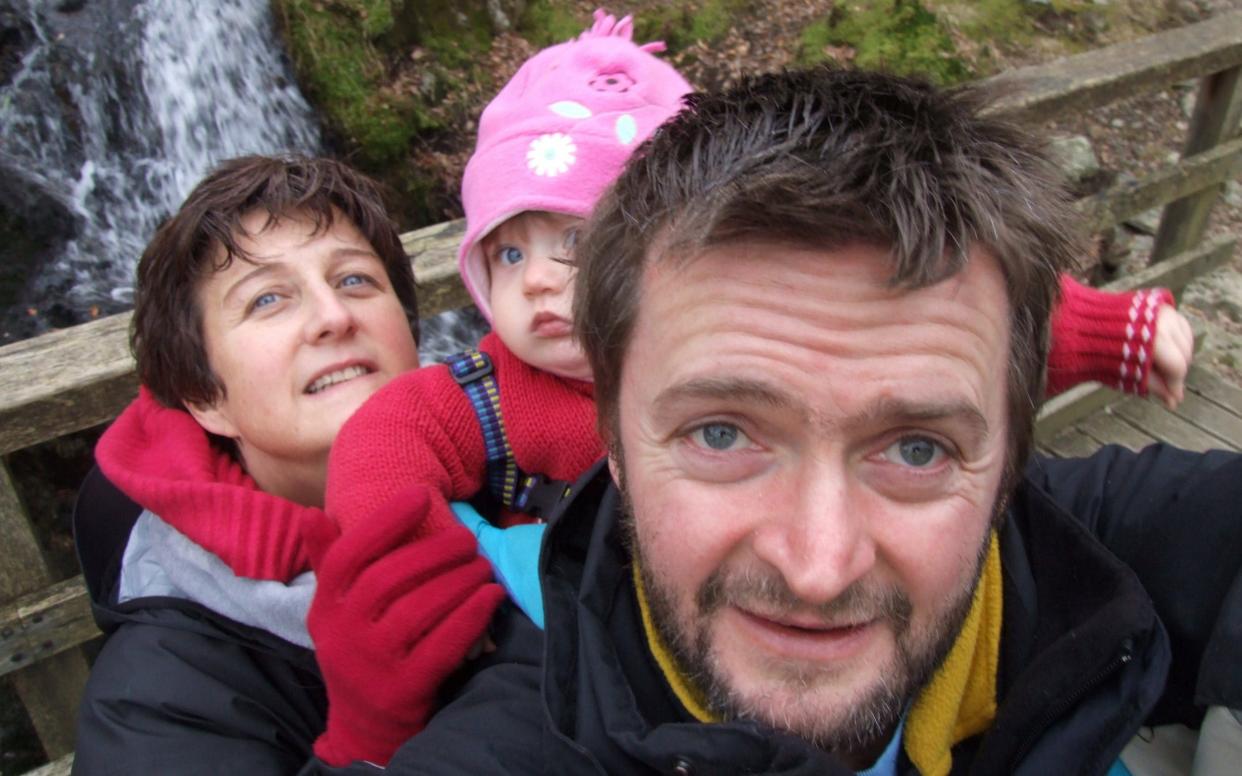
[{"x1": 1007, "y1": 639, "x2": 1134, "y2": 771}]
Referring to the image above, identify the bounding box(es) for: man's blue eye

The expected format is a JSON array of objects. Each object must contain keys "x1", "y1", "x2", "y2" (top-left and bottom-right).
[
  {"x1": 896, "y1": 437, "x2": 939, "y2": 467},
  {"x1": 499, "y1": 246, "x2": 524, "y2": 265},
  {"x1": 696, "y1": 423, "x2": 742, "y2": 451}
]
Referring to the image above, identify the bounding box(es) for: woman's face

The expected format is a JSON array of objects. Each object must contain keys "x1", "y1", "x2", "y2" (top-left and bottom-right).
[{"x1": 188, "y1": 208, "x2": 419, "y2": 506}]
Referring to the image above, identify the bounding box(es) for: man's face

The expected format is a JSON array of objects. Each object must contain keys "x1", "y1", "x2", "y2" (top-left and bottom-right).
[{"x1": 612, "y1": 240, "x2": 1011, "y2": 765}]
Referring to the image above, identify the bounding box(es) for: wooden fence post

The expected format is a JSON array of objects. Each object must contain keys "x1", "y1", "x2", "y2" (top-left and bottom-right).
[
  {"x1": 0, "y1": 459, "x2": 89, "y2": 759},
  {"x1": 1152, "y1": 65, "x2": 1242, "y2": 263}
]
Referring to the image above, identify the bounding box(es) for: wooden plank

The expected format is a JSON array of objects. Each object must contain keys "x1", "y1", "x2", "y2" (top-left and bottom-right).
[
  {"x1": 24, "y1": 753, "x2": 73, "y2": 776},
  {"x1": 1171, "y1": 392, "x2": 1242, "y2": 450},
  {"x1": 401, "y1": 218, "x2": 473, "y2": 315},
  {"x1": 1036, "y1": 382, "x2": 1116, "y2": 443},
  {"x1": 1075, "y1": 138, "x2": 1242, "y2": 233},
  {"x1": 1103, "y1": 234, "x2": 1235, "y2": 297},
  {"x1": 1078, "y1": 409, "x2": 1160, "y2": 452},
  {"x1": 1111, "y1": 397, "x2": 1232, "y2": 452},
  {"x1": 0, "y1": 576, "x2": 98, "y2": 680},
  {"x1": 983, "y1": 11, "x2": 1242, "y2": 124},
  {"x1": 1153, "y1": 65, "x2": 1242, "y2": 261},
  {"x1": 1187, "y1": 365, "x2": 1242, "y2": 414},
  {"x1": 0, "y1": 461, "x2": 90, "y2": 759},
  {"x1": 1043, "y1": 427, "x2": 1103, "y2": 459}
]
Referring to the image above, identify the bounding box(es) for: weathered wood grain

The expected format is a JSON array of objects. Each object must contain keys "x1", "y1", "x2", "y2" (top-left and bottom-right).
[
  {"x1": 1078, "y1": 409, "x2": 1160, "y2": 452},
  {"x1": 1105, "y1": 234, "x2": 1235, "y2": 296},
  {"x1": 1153, "y1": 65, "x2": 1242, "y2": 261},
  {"x1": 1043, "y1": 426, "x2": 1103, "y2": 458},
  {"x1": 0, "y1": 462, "x2": 89, "y2": 759},
  {"x1": 983, "y1": 10, "x2": 1242, "y2": 124},
  {"x1": 0, "y1": 576, "x2": 98, "y2": 680},
  {"x1": 23, "y1": 754, "x2": 73, "y2": 776},
  {"x1": 1187, "y1": 364, "x2": 1242, "y2": 413},
  {"x1": 1076, "y1": 138, "x2": 1242, "y2": 234},
  {"x1": 1112, "y1": 398, "x2": 1232, "y2": 452},
  {"x1": 1171, "y1": 392, "x2": 1242, "y2": 450}
]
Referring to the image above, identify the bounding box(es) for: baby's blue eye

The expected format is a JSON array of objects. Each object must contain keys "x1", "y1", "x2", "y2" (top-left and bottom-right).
[{"x1": 499, "y1": 246, "x2": 524, "y2": 266}]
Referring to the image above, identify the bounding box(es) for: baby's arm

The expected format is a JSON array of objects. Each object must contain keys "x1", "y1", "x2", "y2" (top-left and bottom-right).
[
  {"x1": 1047, "y1": 274, "x2": 1192, "y2": 407},
  {"x1": 325, "y1": 364, "x2": 488, "y2": 534}
]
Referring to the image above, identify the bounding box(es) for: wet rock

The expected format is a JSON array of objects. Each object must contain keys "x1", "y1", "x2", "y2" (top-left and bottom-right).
[
  {"x1": 1126, "y1": 206, "x2": 1163, "y2": 236},
  {"x1": 0, "y1": 0, "x2": 35, "y2": 87},
  {"x1": 1225, "y1": 180, "x2": 1242, "y2": 209},
  {"x1": 1184, "y1": 268, "x2": 1242, "y2": 324},
  {"x1": 1048, "y1": 134, "x2": 1100, "y2": 186}
]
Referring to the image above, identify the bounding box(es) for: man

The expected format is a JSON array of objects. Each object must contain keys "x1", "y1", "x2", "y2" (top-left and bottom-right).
[{"x1": 378, "y1": 68, "x2": 1242, "y2": 775}]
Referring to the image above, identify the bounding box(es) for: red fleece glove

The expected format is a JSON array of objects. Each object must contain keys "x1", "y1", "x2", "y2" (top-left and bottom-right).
[
  {"x1": 303, "y1": 485, "x2": 505, "y2": 766},
  {"x1": 1047, "y1": 275, "x2": 1175, "y2": 398}
]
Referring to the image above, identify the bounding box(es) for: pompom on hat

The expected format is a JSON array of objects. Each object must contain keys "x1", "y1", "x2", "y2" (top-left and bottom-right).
[{"x1": 458, "y1": 8, "x2": 693, "y2": 321}]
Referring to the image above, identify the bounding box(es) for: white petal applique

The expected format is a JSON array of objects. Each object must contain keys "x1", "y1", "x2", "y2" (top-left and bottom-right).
[
  {"x1": 527, "y1": 133, "x2": 577, "y2": 177},
  {"x1": 549, "y1": 101, "x2": 592, "y2": 119},
  {"x1": 615, "y1": 114, "x2": 637, "y2": 144}
]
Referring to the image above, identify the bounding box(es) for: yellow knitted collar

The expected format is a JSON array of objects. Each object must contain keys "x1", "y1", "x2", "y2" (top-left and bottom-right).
[{"x1": 633, "y1": 530, "x2": 1003, "y2": 775}]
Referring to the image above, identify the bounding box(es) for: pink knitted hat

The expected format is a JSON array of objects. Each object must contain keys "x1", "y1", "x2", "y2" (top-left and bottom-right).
[{"x1": 458, "y1": 9, "x2": 693, "y2": 320}]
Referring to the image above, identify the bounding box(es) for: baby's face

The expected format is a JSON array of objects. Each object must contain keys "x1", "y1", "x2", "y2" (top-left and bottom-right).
[{"x1": 483, "y1": 211, "x2": 591, "y2": 381}]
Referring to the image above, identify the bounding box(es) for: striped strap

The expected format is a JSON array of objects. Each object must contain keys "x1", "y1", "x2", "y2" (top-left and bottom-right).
[{"x1": 448, "y1": 350, "x2": 521, "y2": 509}]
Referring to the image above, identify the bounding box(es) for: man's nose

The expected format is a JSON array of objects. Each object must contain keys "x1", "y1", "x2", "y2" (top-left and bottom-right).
[
  {"x1": 303, "y1": 284, "x2": 356, "y2": 342},
  {"x1": 749, "y1": 460, "x2": 877, "y2": 606},
  {"x1": 522, "y1": 252, "x2": 572, "y2": 296}
]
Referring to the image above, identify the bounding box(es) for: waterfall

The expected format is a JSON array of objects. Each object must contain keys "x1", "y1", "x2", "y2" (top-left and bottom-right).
[{"x1": 0, "y1": 0, "x2": 323, "y2": 341}]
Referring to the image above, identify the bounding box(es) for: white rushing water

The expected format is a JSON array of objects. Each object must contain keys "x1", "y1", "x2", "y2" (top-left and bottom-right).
[{"x1": 1, "y1": 0, "x2": 322, "y2": 328}]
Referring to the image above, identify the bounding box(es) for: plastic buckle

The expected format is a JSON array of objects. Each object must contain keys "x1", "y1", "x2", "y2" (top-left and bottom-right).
[{"x1": 451, "y1": 356, "x2": 493, "y2": 385}]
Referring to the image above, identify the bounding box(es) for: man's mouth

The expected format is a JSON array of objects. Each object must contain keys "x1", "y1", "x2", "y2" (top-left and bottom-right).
[
  {"x1": 531, "y1": 312, "x2": 572, "y2": 337},
  {"x1": 305, "y1": 364, "x2": 373, "y2": 394},
  {"x1": 731, "y1": 606, "x2": 878, "y2": 662}
]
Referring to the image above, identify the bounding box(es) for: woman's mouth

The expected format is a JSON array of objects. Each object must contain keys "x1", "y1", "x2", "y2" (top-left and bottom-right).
[{"x1": 305, "y1": 364, "x2": 373, "y2": 394}]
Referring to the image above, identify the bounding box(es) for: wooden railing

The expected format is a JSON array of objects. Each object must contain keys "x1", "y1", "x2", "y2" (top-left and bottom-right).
[{"x1": 2, "y1": 11, "x2": 1241, "y2": 773}]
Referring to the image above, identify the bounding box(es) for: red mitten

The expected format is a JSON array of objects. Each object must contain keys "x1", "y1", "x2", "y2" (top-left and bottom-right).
[
  {"x1": 1047, "y1": 275, "x2": 1174, "y2": 398},
  {"x1": 303, "y1": 484, "x2": 505, "y2": 766}
]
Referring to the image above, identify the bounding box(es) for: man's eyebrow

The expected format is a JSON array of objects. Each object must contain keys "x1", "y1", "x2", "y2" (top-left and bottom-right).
[
  {"x1": 853, "y1": 395, "x2": 991, "y2": 443},
  {"x1": 653, "y1": 377, "x2": 801, "y2": 412}
]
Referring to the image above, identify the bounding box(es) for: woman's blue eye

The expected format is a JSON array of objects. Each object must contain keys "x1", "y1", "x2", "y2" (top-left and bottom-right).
[
  {"x1": 886, "y1": 436, "x2": 942, "y2": 467},
  {"x1": 692, "y1": 422, "x2": 748, "y2": 451},
  {"x1": 251, "y1": 292, "x2": 279, "y2": 310},
  {"x1": 340, "y1": 273, "x2": 368, "y2": 288},
  {"x1": 499, "y1": 246, "x2": 524, "y2": 266}
]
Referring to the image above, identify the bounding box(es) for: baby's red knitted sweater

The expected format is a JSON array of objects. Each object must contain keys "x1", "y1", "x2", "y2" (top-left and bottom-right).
[{"x1": 326, "y1": 332, "x2": 600, "y2": 533}]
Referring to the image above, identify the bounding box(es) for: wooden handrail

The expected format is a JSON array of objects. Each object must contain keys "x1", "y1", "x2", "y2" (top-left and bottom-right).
[{"x1": 982, "y1": 10, "x2": 1242, "y2": 123}]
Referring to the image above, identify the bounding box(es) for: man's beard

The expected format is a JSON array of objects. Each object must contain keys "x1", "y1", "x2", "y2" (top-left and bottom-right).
[{"x1": 618, "y1": 484, "x2": 994, "y2": 763}]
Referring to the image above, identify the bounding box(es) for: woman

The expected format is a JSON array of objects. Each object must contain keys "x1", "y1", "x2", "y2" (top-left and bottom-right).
[{"x1": 72, "y1": 155, "x2": 500, "y2": 774}]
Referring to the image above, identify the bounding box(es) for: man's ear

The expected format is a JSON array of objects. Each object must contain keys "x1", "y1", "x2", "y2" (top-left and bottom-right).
[{"x1": 185, "y1": 399, "x2": 238, "y2": 440}]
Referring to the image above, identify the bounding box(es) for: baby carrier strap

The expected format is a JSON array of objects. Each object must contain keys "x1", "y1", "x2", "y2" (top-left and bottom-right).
[{"x1": 447, "y1": 349, "x2": 574, "y2": 520}]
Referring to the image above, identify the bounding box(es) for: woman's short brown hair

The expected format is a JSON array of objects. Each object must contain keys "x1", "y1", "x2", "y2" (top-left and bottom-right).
[{"x1": 131, "y1": 155, "x2": 419, "y2": 409}]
